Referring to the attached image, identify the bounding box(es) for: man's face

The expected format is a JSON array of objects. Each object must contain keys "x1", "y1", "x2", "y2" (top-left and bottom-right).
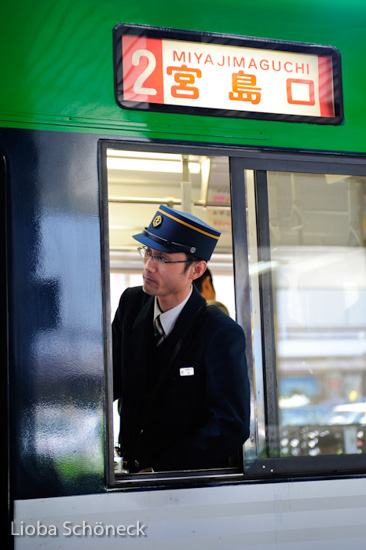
[{"x1": 141, "y1": 247, "x2": 205, "y2": 309}]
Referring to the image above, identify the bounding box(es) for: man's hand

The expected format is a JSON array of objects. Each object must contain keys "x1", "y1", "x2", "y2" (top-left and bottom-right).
[{"x1": 138, "y1": 466, "x2": 154, "y2": 473}]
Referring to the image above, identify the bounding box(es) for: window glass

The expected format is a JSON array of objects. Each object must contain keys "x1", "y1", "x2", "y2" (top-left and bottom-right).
[{"x1": 249, "y1": 171, "x2": 366, "y2": 458}]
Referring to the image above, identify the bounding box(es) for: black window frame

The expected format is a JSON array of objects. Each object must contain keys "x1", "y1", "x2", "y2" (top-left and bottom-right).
[{"x1": 99, "y1": 139, "x2": 366, "y2": 489}]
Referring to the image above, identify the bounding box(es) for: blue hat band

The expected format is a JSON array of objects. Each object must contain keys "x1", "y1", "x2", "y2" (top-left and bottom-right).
[{"x1": 142, "y1": 228, "x2": 197, "y2": 255}]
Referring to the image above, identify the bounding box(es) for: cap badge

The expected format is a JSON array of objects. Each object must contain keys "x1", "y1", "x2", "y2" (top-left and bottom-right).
[{"x1": 152, "y1": 215, "x2": 163, "y2": 228}]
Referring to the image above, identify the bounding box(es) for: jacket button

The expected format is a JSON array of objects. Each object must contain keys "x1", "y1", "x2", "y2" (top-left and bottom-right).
[{"x1": 134, "y1": 460, "x2": 140, "y2": 469}]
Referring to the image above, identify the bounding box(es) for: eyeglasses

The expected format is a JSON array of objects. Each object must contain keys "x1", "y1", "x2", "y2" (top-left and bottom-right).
[{"x1": 137, "y1": 246, "x2": 193, "y2": 265}]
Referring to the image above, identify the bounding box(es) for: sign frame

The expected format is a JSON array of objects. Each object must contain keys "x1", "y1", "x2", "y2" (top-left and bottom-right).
[{"x1": 113, "y1": 23, "x2": 344, "y2": 125}]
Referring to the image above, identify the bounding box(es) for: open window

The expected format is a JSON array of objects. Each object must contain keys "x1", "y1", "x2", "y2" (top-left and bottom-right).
[{"x1": 100, "y1": 142, "x2": 242, "y2": 485}]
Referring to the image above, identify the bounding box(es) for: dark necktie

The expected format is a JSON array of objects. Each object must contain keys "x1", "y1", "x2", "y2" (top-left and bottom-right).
[{"x1": 153, "y1": 314, "x2": 165, "y2": 346}]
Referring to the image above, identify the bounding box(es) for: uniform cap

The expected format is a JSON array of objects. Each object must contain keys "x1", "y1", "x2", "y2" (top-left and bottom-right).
[{"x1": 133, "y1": 204, "x2": 220, "y2": 261}]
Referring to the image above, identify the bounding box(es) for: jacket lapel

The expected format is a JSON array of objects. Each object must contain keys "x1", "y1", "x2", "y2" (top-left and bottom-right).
[
  {"x1": 124, "y1": 295, "x2": 154, "y2": 395},
  {"x1": 124, "y1": 287, "x2": 206, "y2": 412},
  {"x1": 146, "y1": 287, "x2": 207, "y2": 401},
  {"x1": 170, "y1": 286, "x2": 206, "y2": 336}
]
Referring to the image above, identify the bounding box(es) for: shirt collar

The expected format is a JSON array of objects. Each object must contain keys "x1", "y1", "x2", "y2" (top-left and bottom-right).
[{"x1": 154, "y1": 286, "x2": 193, "y2": 337}]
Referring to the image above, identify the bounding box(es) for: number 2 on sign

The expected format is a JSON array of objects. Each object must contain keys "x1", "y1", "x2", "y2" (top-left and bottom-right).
[{"x1": 132, "y1": 49, "x2": 157, "y2": 96}]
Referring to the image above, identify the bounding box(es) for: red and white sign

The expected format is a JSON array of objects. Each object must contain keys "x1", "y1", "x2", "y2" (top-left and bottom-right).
[{"x1": 114, "y1": 25, "x2": 343, "y2": 124}]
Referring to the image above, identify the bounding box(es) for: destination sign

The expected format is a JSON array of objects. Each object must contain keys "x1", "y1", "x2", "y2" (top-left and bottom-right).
[{"x1": 113, "y1": 24, "x2": 343, "y2": 125}]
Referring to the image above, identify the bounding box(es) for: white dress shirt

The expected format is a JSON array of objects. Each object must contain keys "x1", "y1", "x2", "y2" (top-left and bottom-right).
[{"x1": 153, "y1": 286, "x2": 193, "y2": 337}]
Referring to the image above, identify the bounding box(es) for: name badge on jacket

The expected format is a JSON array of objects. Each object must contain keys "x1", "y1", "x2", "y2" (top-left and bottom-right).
[{"x1": 180, "y1": 367, "x2": 194, "y2": 377}]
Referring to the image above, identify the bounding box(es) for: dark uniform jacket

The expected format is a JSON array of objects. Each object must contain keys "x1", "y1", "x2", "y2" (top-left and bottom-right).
[{"x1": 112, "y1": 285, "x2": 250, "y2": 472}]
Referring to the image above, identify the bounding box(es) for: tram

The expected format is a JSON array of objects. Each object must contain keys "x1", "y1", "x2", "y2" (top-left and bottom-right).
[{"x1": 3, "y1": 0, "x2": 366, "y2": 548}]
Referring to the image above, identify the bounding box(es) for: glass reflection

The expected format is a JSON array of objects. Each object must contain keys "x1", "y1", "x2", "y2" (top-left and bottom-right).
[{"x1": 267, "y1": 172, "x2": 366, "y2": 456}]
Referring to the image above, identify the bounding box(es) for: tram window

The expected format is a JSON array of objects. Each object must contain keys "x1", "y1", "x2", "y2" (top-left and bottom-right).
[
  {"x1": 103, "y1": 146, "x2": 366, "y2": 482},
  {"x1": 103, "y1": 147, "x2": 244, "y2": 482},
  {"x1": 245, "y1": 170, "x2": 366, "y2": 464}
]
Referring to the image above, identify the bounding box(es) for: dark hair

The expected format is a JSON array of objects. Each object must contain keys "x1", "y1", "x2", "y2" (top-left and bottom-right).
[
  {"x1": 183, "y1": 253, "x2": 204, "y2": 273},
  {"x1": 192, "y1": 267, "x2": 212, "y2": 290}
]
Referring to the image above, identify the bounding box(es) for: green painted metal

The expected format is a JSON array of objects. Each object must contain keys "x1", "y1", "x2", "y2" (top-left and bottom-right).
[{"x1": 1, "y1": 0, "x2": 366, "y2": 152}]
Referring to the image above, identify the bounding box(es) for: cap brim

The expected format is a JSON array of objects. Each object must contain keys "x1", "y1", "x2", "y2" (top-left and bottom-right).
[{"x1": 133, "y1": 233, "x2": 175, "y2": 253}]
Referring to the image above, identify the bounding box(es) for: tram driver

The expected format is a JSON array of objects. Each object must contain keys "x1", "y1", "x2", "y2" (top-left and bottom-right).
[{"x1": 112, "y1": 204, "x2": 250, "y2": 473}]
